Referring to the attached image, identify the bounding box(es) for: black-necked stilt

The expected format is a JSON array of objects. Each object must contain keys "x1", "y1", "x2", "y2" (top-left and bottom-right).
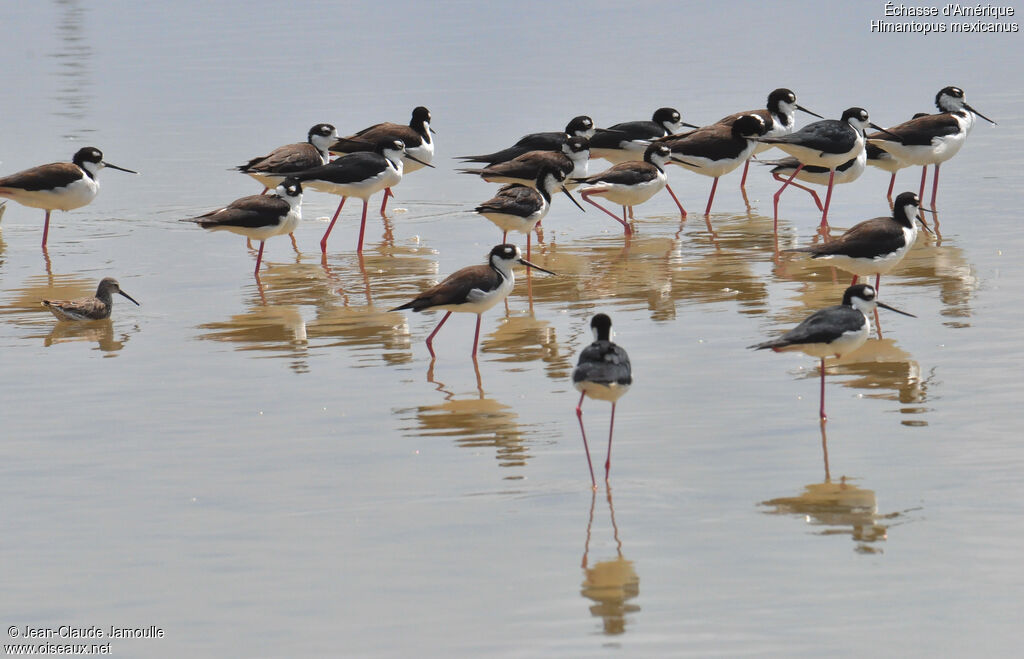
[
  {"x1": 475, "y1": 165, "x2": 585, "y2": 258},
  {"x1": 762, "y1": 150, "x2": 865, "y2": 212},
  {"x1": 390, "y1": 244, "x2": 556, "y2": 359},
  {"x1": 456, "y1": 115, "x2": 595, "y2": 166},
  {"x1": 329, "y1": 106, "x2": 435, "y2": 215},
  {"x1": 42, "y1": 277, "x2": 139, "y2": 321},
  {"x1": 756, "y1": 107, "x2": 894, "y2": 230},
  {"x1": 458, "y1": 136, "x2": 590, "y2": 189},
  {"x1": 291, "y1": 138, "x2": 432, "y2": 253},
  {"x1": 865, "y1": 113, "x2": 929, "y2": 201},
  {"x1": 573, "y1": 313, "x2": 632, "y2": 489},
  {"x1": 182, "y1": 178, "x2": 303, "y2": 277},
  {"x1": 716, "y1": 88, "x2": 822, "y2": 190},
  {"x1": 867, "y1": 87, "x2": 996, "y2": 208},
  {"x1": 786, "y1": 191, "x2": 930, "y2": 291},
  {"x1": 659, "y1": 113, "x2": 767, "y2": 217},
  {"x1": 749, "y1": 284, "x2": 914, "y2": 420},
  {"x1": 237, "y1": 123, "x2": 338, "y2": 193},
  {"x1": 0, "y1": 146, "x2": 137, "y2": 248},
  {"x1": 589, "y1": 108, "x2": 698, "y2": 165}
]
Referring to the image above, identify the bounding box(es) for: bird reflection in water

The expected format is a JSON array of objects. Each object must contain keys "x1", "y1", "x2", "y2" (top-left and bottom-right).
[
  {"x1": 397, "y1": 362, "x2": 530, "y2": 475},
  {"x1": 760, "y1": 421, "x2": 914, "y2": 553},
  {"x1": 580, "y1": 490, "x2": 640, "y2": 635}
]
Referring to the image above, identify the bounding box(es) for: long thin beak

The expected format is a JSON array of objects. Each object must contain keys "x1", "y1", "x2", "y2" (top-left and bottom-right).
[
  {"x1": 796, "y1": 104, "x2": 824, "y2": 119},
  {"x1": 671, "y1": 157, "x2": 701, "y2": 168},
  {"x1": 917, "y1": 212, "x2": 935, "y2": 235},
  {"x1": 405, "y1": 153, "x2": 435, "y2": 168},
  {"x1": 561, "y1": 186, "x2": 585, "y2": 212},
  {"x1": 877, "y1": 300, "x2": 915, "y2": 318},
  {"x1": 680, "y1": 121, "x2": 701, "y2": 129},
  {"x1": 429, "y1": 127, "x2": 438, "y2": 134},
  {"x1": 103, "y1": 162, "x2": 138, "y2": 174},
  {"x1": 869, "y1": 123, "x2": 903, "y2": 141},
  {"x1": 118, "y1": 290, "x2": 140, "y2": 306},
  {"x1": 963, "y1": 103, "x2": 997, "y2": 125},
  {"x1": 518, "y1": 257, "x2": 557, "y2": 276}
]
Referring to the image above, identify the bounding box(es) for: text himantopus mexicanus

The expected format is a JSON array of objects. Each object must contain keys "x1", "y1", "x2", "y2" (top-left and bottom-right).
[
  {"x1": 786, "y1": 191, "x2": 930, "y2": 292},
  {"x1": 182, "y1": 178, "x2": 303, "y2": 277},
  {"x1": 716, "y1": 88, "x2": 822, "y2": 190},
  {"x1": 329, "y1": 106, "x2": 435, "y2": 215},
  {"x1": 390, "y1": 244, "x2": 556, "y2": 359},
  {"x1": 867, "y1": 86, "x2": 996, "y2": 208},
  {"x1": 755, "y1": 107, "x2": 895, "y2": 230},
  {"x1": 659, "y1": 113, "x2": 767, "y2": 217},
  {"x1": 589, "y1": 108, "x2": 697, "y2": 165},
  {"x1": 748, "y1": 284, "x2": 915, "y2": 420},
  {"x1": 42, "y1": 277, "x2": 139, "y2": 321},
  {"x1": 474, "y1": 165, "x2": 585, "y2": 258},
  {"x1": 456, "y1": 115, "x2": 595, "y2": 166},
  {"x1": 574, "y1": 143, "x2": 691, "y2": 234},
  {"x1": 0, "y1": 147, "x2": 137, "y2": 248},
  {"x1": 573, "y1": 313, "x2": 632, "y2": 489},
  {"x1": 458, "y1": 135, "x2": 590, "y2": 189},
  {"x1": 237, "y1": 123, "x2": 338, "y2": 193},
  {"x1": 291, "y1": 138, "x2": 432, "y2": 253}
]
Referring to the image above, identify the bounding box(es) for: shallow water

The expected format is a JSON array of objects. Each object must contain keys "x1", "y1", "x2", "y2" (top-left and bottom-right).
[{"x1": 2, "y1": 1, "x2": 1023, "y2": 656}]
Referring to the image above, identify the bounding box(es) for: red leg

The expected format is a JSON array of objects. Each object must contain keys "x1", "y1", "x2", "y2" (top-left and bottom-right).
[
  {"x1": 772, "y1": 163, "x2": 804, "y2": 232},
  {"x1": 850, "y1": 275, "x2": 859, "y2": 285},
  {"x1": 664, "y1": 183, "x2": 687, "y2": 219},
  {"x1": 930, "y1": 163, "x2": 940, "y2": 209},
  {"x1": 260, "y1": 187, "x2": 268, "y2": 195},
  {"x1": 819, "y1": 358, "x2": 827, "y2": 421},
  {"x1": 604, "y1": 402, "x2": 616, "y2": 483},
  {"x1": 576, "y1": 391, "x2": 597, "y2": 490},
  {"x1": 772, "y1": 172, "x2": 823, "y2": 211},
  {"x1": 820, "y1": 168, "x2": 836, "y2": 227},
  {"x1": 886, "y1": 173, "x2": 896, "y2": 201},
  {"x1": 581, "y1": 190, "x2": 632, "y2": 235},
  {"x1": 703, "y1": 177, "x2": 719, "y2": 216},
  {"x1": 253, "y1": 240, "x2": 266, "y2": 276},
  {"x1": 471, "y1": 314, "x2": 482, "y2": 357},
  {"x1": 379, "y1": 187, "x2": 393, "y2": 216},
  {"x1": 41, "y1": 210, "x2": 51, "y2": 248},
  {"x1": 874, "y1": 274, "x2": 880, "y2": 291},
  {"x1": 918, "y1": 165, "x2": 928, "y2": 201},
  {"x1": 425, "y1": 311, "x2": 452, "y2": 358},
  {"x1": 320, "y1": 196, "x2": 348, "y2": 253},
  {"x1": 289, "y1": 232, "x2": 298, "y2": 251},
  {"x1": 502, "y1": 231, "x2": 507, "y2": 243},
  {"x1": 356, "y1": 198, "x2": 369, "y2": 252},
  {"x1": 526, "y1": 232, "x2": 531, "y2": 261},
  {"x1": 739, "y1": 159, "x2": 751, "y2": 190}
]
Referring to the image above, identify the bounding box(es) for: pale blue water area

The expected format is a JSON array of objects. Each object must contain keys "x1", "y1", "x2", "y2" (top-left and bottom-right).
[{"x1": 1, "y1": 1, "x2": 1023, "y2": 656}]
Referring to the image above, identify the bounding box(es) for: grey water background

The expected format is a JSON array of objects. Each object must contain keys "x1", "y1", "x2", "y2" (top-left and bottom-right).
[{"x1": 1, "y1": 1, "x2": 1022, "y2": 656}]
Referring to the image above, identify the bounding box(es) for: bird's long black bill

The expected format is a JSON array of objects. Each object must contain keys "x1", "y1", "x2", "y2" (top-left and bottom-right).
[
  {"x1": 406, "y1": 154, "x2": 435, "y2": 168},
  {"x1": 561, "y1": 186, "x2": 585, "y2": 212},
  {"x1": 518, "y1": 258, "x2": 556, "y2": 276},
  {"x1": 869, "y1": 123, "x2": 903, "y2": 141},
  {"x1": 119, "y1": 290, "x2": 140, "y2": 306},
  {"x1": 429, "y1": 127, "x2": 438, "y2": 134},
  {"x1": 104, "y1": 162, "x2": 138, "y2": 174},
  {"x1": 671, "y1": 157, "x2": 701, "y2": 168},
  {"x1": 796, "y1": 104, "x2": 824, "y2": 119},
  {"x1": 680, "y1": 121, "x2": 701, "y2": 129},
  {"x1": 963, "y1": 103, "x2": 997, "y2": 125},
  {"x1": 877, "y1": 301, "x2": 915, "y2": 317}
]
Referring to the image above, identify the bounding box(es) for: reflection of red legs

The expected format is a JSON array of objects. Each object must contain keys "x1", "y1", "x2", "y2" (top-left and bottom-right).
[
  {"x1": 581, "y1": 190, "x2": 632, "y2": 235},
  {"x1": 818, "y1": 358, "x2": 827, "y2": 421},
  {"x1": 664, "y1": 183, "x2": 687, "y2": 219},
  {"x1": 772, "y1": 172, "x2": 823, "y2": 211},
  {"x1": 772, "y1": 164, "x2": 804, "y2": 232},
  {"x1": 320, "y1": 197, "x2": 348, "y2": 253},
  {"x1": 576, "y1": 392, "x2": 597, "y2": 491},
  {"x1": 425, "y1": 311, "x2": 452, "y2": 359}
]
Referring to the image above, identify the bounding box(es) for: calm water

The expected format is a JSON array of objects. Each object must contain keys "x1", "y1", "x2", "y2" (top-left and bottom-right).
[{"x1": 2, "y1": 1, "x2": 1023, "y2": 656}]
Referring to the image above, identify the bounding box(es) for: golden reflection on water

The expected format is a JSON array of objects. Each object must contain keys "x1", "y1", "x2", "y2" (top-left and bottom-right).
[
  {"x1": 580, "y1": 491, "x2": 639, "y2": 635},
  {"x1": 395, "y1": 363, "x2": 530, "y2": 474},
  {"x1": 760, "y1": 422, "x2": 900, "y2": 554}
]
